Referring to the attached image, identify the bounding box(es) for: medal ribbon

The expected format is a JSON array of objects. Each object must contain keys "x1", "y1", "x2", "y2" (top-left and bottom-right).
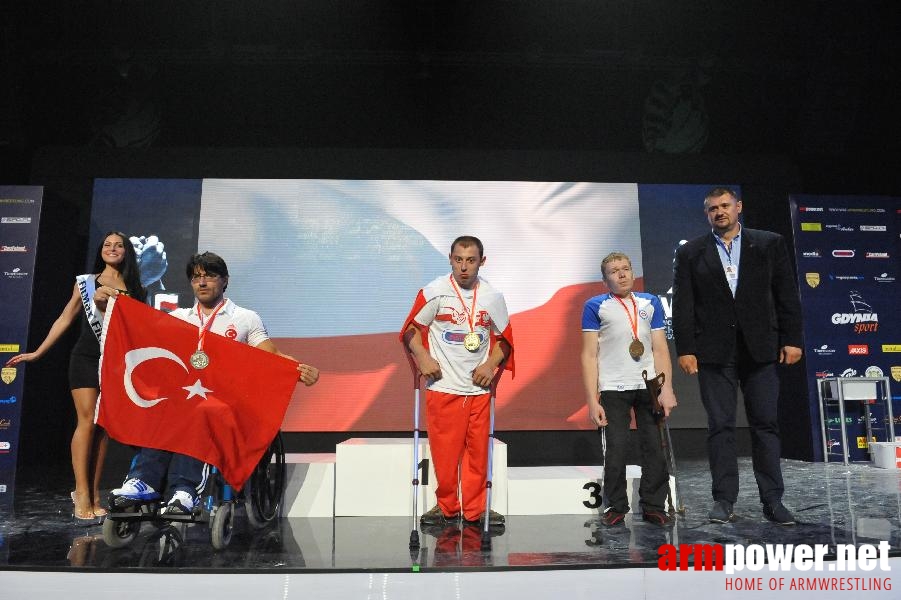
[
  {"x1": 196, "y1": 299, "x2": 227, "y2": 352},
  {"x1": 612, "y1": 293, "x2": 639, "y2": 342},
  {"x1": 448, "y1": 274, "x2": 479, "y2": 334}
]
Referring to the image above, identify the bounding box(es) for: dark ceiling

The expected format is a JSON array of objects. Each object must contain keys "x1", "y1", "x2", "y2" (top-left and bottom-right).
[{"x1": 1, "y1": 2, "x2": 898, "y2": 161}]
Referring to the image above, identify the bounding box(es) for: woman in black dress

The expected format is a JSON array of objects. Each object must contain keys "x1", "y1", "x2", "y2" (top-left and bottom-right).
[{"x1": 5, "y1": 232, "x2": 145, "y2": 522}]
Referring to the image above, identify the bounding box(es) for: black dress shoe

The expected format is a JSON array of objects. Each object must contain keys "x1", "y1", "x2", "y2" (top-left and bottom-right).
[
  {"x1": 708, "y1": 500, "x2": 735, "y2": 524},
  {"x1": 763, "y1": 502, "x2": 796, "y2": 526}
]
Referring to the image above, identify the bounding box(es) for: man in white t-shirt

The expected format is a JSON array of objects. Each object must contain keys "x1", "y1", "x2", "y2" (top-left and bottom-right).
[
  {"x1": 110, "y1": 252, "x2": 319, "y2": 515},
  {"x1": 402, "y1": 236, "x2": 514, "y2": 528},
  {"x1": 581, "y1": 252, "x2": 677, "y2": 526}
]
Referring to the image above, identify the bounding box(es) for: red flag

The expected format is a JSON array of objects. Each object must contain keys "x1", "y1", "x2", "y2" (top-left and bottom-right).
[{"x1": 97, "y1": 295, "x2": 299, "y2": 489}]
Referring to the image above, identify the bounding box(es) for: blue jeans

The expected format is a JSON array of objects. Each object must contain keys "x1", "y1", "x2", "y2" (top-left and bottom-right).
[{"x1": 128, "y1": 448, "x2": 209, "y2": 499}]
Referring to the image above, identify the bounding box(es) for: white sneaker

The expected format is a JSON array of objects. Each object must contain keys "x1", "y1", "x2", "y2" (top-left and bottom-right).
[
  {"x1": 111, "y1": 478, "x2": 159, "y2": 501},
  {"x1": 162, "y1": 490, "x2": 196, "y2": 515}
]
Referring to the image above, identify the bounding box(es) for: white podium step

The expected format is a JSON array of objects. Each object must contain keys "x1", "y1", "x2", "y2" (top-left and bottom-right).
[
  {"x1": 283, "y1": 453, "x2": 335, "y2": 517},
  {"x1": 508, "y1": 465, "x2": 678, "y2": 515},
  {"x1": 334, "y1": 437, "x2": 507, "y2": 517},
  {"x1": 279, "y1": 442, "x2": 675, "y2": 517}
]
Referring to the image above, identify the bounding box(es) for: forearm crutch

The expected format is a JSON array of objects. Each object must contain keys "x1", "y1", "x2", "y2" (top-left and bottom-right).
[
  {"x1": 642, "y1": 370, "x2": 685, "y2": 515},
  {"x1": 403, "y1": 334, "x2": 426, "y2": 551},
  {"x1": 480, "y1": 361, "x2": 506, "y2": 551}
]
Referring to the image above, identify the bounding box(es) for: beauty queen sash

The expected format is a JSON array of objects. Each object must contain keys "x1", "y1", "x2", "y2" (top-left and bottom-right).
[{"x1": 76, "y1": 274, "x2": 103, "y2": 342}]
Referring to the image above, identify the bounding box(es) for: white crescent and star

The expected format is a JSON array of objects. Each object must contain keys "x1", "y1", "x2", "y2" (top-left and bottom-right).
[{"x1": 123, "y1": 347, "x2": 214, "y2": 408}]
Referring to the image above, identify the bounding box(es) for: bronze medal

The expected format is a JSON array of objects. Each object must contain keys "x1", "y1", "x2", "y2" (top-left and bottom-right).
[
  {"x1": 190, "y1": 350, "x2": 210, "y2": 370},
  {"x1": 463, "y1": 331, "x2": 481, "y2": 352},
  {"x1": 629, "y1": 339, "x2": 645, "y2": 360}
]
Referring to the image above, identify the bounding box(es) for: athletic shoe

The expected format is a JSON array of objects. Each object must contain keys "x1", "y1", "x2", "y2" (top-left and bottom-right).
[
  {"x1": 111, "y1": 478, "x2": 160, "y2": 501},
  {"x1": 708, "y1": 500, "x2": 735, "y2": 524},
  {"x1": 601, "y1": 507, "x2": 626, "y2": 526},
  {"x1": 420, "y1": 504, "x2": 459, "y2": 526},
  {"x1": 763, "y1": 502, "x2": 796, "y2": 526},
  {"x1": 641, "y1": 509, "x2": 674, "y2": 527},
  {"x1": 161, "y1": 491, "x2": 196, "y2": 516},
  {"x1": 463, "y1": 509, "x2": 506, "y2": 527}
]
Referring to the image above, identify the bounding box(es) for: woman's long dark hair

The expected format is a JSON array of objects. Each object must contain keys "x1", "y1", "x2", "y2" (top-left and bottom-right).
[{"x1": 91, "y1": 231, "x2": 147, "y2": 302}]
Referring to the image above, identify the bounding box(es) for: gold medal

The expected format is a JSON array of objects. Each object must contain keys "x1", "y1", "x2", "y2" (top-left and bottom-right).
[
  {"x1": 629, "y1": 339, "x2": 645, "y2": 360},
  {"x1": 190, "y1": 350, "x2": 210, "y2": 370},
  {"x1": 463, "y1": 331, "x2": 481, "y2": 352}
]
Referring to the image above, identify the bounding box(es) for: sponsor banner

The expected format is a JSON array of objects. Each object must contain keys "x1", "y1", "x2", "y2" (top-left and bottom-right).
[
  {"x1": 0, "y1": 185, "x2": 42, "y2": 512},
  {"x1": 791, "y1": 194, "x2": 899, "y2": 461}
]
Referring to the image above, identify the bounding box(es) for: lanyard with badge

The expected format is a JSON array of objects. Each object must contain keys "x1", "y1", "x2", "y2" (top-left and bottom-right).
[{"x1": 715, "y1": 235, "x2": 738, "y2": 285}]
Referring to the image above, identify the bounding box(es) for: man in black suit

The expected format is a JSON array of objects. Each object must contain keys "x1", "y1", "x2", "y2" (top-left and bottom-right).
[{"x1": 672, "y1": 188, "x2": 802, "y2": 525}]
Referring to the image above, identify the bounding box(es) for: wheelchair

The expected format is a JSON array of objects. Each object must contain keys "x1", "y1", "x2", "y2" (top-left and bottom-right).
[{"x1": 102, "y1": 433, "x2": 286, "y2": 551}]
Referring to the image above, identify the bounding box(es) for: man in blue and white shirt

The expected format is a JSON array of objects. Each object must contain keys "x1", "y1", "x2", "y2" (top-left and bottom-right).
[{"x1": 581, "y1": 252, "x2": 677, "y2": 526}]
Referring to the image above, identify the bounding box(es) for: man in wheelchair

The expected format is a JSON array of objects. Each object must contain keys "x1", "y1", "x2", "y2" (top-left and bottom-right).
[{"x1": 109, "y1": 252, "x2": 319, "y2": 515}]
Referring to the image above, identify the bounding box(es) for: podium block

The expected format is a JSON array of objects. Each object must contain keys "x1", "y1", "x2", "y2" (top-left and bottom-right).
[
  {"x1": 283, "y1": 453, "x2": 335, "y2": 517},
  {"x1": 334, "y1": 437, "x2": 507, "y2": 517},
  {"x1": 508, "y1": 465, "x2": 678, "y2": 515}
]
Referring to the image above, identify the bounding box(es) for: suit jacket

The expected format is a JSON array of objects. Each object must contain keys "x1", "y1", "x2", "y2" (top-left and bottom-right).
[{"x1": 672, "y1": 227, "x2": 803, "y2": 364}]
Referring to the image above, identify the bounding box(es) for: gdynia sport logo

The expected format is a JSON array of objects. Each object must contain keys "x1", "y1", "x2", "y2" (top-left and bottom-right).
[{"x1": 658, "y1": 541, "x2": 892, "y2": 591}]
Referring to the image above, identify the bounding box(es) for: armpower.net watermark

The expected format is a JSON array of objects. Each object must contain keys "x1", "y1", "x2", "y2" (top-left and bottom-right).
[{"x1": 659, "y1": 542, "x2": 892, "y2": 592}]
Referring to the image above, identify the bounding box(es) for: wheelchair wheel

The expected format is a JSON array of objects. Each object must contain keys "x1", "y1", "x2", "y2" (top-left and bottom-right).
[
  {"x1": 245, "y1": 433, "x2": 286, "y2": 529},
  {"x1": 210, "y1": 502, "x2": 235, "y2": 550},
  {"x1": 102, "y1": 517, "x2": 141, "y2": 548}
]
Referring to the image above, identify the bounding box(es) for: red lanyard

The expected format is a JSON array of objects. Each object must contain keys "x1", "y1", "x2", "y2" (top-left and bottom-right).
[
  {"x1": 448, "y1": 275, "x2": 479, "y2": 332},
  {"x1": 612, "y1": 293, "x2": 639, "y2": 341},
  {"x1": 196, "y1": 299, "x2": 226, "y2": 351}
]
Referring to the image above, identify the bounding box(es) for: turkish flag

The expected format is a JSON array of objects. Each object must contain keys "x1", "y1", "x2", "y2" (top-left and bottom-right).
[{"x1": 97, "y1": 295, "x2": 299, "y2": 489}]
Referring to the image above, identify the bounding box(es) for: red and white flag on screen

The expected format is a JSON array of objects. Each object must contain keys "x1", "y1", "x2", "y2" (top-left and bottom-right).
[{"x1": 97, "y1": 295, "x2": 299, "y2": 489}]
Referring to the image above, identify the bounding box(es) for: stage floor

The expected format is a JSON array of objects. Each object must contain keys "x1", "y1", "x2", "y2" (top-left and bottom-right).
[{"x1": 2, "y1": 457, "x2": 900, "y2": 572}]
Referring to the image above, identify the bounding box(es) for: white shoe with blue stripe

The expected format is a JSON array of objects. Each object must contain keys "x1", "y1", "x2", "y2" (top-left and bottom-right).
[{"x1": 111, "y1": 478, "x2": 160, "y2": 501}]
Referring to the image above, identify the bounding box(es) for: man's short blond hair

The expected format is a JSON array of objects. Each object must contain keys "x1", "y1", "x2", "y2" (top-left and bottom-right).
[{"x1": 601, "y1": 252, "x2": 632, "y2": 278}]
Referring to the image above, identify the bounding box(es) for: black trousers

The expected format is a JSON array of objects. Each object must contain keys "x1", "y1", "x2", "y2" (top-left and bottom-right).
[
  {"x1": 601, "y1": 389, "x2": 669, "y2": 513},
  {"x1": 698, "y1": 346, "x2": 784, "y2": 506}
]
